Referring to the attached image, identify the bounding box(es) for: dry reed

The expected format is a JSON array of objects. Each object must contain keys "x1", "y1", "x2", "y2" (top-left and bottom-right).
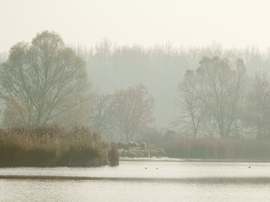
[{"x1": 0, "y1": 125, "x2": 107, "y2": 167}]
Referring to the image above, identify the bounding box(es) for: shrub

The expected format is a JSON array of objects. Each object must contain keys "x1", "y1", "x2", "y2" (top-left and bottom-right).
[{"x1": 0, "y1": 124, "x2": 107, "y2": 167}]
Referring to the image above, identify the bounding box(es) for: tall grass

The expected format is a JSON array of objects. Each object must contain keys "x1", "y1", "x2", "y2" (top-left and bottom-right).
[
  {"x1": 159, "y1": 138, "x2": 270, "y2": 160},
  {"x1": 0, "y1": 125, "x2": 107, "y2": 167}
]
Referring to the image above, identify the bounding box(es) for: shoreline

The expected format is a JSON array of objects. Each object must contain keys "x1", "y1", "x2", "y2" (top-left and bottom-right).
[{"x1": 120, "y1": 157, "x2": 270, "y2": 163}]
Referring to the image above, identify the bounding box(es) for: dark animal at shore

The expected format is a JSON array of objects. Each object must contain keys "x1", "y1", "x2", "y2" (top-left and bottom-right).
[
  {"x1": 108, "y1": 142, "x2": 119, "y2": 166},
  {"x1": 129, "y1": 149, "x2": 144, "y2": 157},
  {"x1": 117, "y1": 142, "x2": 129, "y2": 150},
  {"x1": 140, "y1": 142, "x2": 146, "y2": 149},
  {"x1": 140, "y1": 150, "x2": 150, "y2": 157},
  {"x1": 125, "y1": 151, "x2": 136, "y2": 158},
  {"x1": 128, "y1": 141, "x2": 138, "y2": 148},
  {"x1": 120, "y1": 149, "x2": 149, "y2": 158},
  {"x1": 120, "y1": 150, "x2": 126, "y2": 157},
  {"x1": 150, "y1": 149, "x2": 166, "y2": 157},
  {"x1": 117, "y1": 140, "x2": 165, "y2": 158}
]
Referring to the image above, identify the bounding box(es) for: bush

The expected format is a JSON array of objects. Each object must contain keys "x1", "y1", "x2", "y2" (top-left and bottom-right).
[{"x1": 0, "y1": 124, "x2": 107, "y2": 167}]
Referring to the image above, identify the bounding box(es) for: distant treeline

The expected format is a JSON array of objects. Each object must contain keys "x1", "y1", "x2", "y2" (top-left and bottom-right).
[
  {"x1": 73, "y1": 40, "x2": 270, "y2": 140},
  {"x1": 2, "y1": 33, "x2": 270, "y2": 142},
  {"x1": 76, "y1": 41, "x2": 270, "y2": 94}
]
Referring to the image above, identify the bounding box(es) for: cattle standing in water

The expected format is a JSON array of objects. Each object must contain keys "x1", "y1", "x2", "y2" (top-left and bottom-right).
[
  {"x1": 140, "y1": 142, "x2": 146, "y2": 149},
  {"x1": 149, "y1": 148, "x2": 166, "y2": 157},
  {"x1": 128, "y1": 141, "x2": 138, "y2": 148},
  {"x1": 117, "y1": 142, "x2": 129, "y2": 150}
]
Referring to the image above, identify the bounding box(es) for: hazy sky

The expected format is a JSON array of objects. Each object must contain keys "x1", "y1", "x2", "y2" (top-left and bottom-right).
[{"x1": 1, "y1": 0, "x2": 270, "y2": 53}]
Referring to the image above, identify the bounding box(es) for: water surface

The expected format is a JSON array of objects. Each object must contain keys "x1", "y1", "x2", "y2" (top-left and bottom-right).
[{"x1": 1, "y1": 158, "x2": 270, "y2": 201}]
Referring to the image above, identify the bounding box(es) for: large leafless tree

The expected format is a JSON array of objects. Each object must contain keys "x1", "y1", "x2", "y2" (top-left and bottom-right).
[
  {"x1": 108, "y1": 85, "x2": 155, "y2": 142},
  {"x1": 89, "y1": 94, "x2": 115, "y2": 141},
  {"x1": 177, "y1": 56, "x2": 247, "y2": 138},
  {"x1": 0, "y1": 31, "x2": 92, "y2": 126},
  {"x1": 244, "y1": 72, "x2": 270, "y2": 139}
]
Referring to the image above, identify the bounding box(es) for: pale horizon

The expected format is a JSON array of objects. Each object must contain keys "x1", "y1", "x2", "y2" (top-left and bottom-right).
[{"x1": 1, "y1": 0, "x2": 270, "y2": 53}]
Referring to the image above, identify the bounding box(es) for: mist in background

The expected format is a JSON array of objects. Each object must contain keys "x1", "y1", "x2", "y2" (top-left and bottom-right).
[{"x1": 1, "y1": 0, "x2": 270, "y2": 142}]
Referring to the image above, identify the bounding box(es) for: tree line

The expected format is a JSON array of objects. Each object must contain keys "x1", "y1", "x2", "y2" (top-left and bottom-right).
[
  {"x1": 1, "y1": 31, "x2": 270, "y2": 142},
  {"x1": 0, "y1": 31, "x2": 155, "y2": 143},
  {"x1": 74, "y1": 39, "x2": 270, "y2": 130},
  {"x1": 177, "y1": 56, "x2": 270, "y2": 140}
]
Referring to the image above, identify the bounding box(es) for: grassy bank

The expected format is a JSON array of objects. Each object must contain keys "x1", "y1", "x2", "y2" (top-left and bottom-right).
[
  {"x1": 159, "y1": 138, "x2": 270, "y2": 160},
  {"x1": 0, "y1": 125, "x2": 107, "y2": 167}
]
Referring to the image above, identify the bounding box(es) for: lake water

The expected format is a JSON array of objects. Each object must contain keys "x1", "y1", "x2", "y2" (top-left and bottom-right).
[{"x1": 1, "y1": 158, "x2": 270, "y2": 201}]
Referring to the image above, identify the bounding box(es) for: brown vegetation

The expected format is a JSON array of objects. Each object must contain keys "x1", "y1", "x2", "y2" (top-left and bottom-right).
[
  {"x1": 160, "y1": 138, "x2": 270, "y2": 160},
  {"x1": 0, "y1": 125, "x2": 107, "y2": 167}
]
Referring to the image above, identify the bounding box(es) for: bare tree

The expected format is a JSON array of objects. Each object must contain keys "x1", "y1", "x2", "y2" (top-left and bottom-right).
[
  {"x1": 175, "y1": 70, "x2": 205, "y2": 139},
  {"x1": 177, "y1": 57, "x2": 247, "y2": 138},
  {"x1": 89, "y1": 94, "x2": 115, "y2": 141},
  {"x1": 244, "y1": 72, "x2": 270, "y2": 139},
  {"x1": 0, "y1": 31, "x2": 92, "y2": 126},
  {"x1": 108, "y1": 85, "x2": 155, "y2": 142}
]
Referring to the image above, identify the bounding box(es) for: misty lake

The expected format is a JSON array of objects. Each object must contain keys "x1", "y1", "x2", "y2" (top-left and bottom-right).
[{"x1": 1, "y1": 158, "x2": 270, "y2": 202}]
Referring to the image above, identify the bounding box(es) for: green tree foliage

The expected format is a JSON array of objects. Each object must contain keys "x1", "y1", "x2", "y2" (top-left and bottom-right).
[{"x1": 0, "y1": 31, "x2": 92, "y2": 126}]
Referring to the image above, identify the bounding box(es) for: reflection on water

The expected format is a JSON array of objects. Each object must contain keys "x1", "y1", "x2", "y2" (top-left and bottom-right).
[{"x1": 1, "y1": 159, "x2": 270, "y2": 202}]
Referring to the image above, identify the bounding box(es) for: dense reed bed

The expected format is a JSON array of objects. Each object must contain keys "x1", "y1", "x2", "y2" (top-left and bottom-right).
[
  {"x1": 160, "y1": 138, "x2": 270, "y2": 161},
  {"x1": 0, "y1": 125, "x2": 107, "y2": 167}
]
